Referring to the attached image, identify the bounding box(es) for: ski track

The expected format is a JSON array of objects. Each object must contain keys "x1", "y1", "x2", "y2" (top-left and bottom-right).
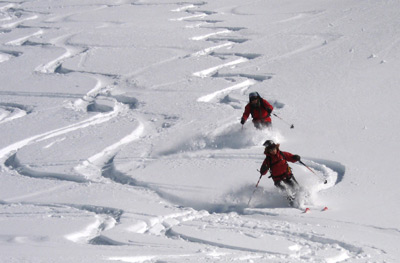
[
  {"x1": 5, "y1": 29, "x2": 44, "y2": 46},
  {"x1": 1, "y1": 1, "x2": 141, "y2": 183},
  {"x1": 165, "y1": 213, "x2": 365, "y2": 260},
  {"x1": 1, "y1": 111, "x2": 145, "y2": 184},
  {"x1": 0, "y1": 1, "x2": 360, "y2": 263},
  {"x1": 0, "y1": 1, "x2": 141, "y2": 199},
  {"x1": 274, "y1": 10, "x2": 326, "y2": 24},
  {"x1": 188, "y1": 42, "x2": 234, "y2": 58},
  {"x1": 0, "y1": 49, "x2": 22, "y2": 63},
  {"x1": 1, "y1": 15, "x2": 38, "y2": 29},
  {"x1": 0, "y1": 103, "x2": 126, "y2": 173},
  {"x1": 34, "y1": 33, "x2": 89, "y2": 74},
  {"x1": 0, "y1": 199, "x2": 383, "y2": 263},
  {"x1": 67, "y1": 75, "x2": 115, "y2": 112},
  {"x1": 74, "y1": 120, "x2": 145, "y2": 181},
  {"x1": 0, "y1": 103, "x2": 33, "y2": 124},
  {"x1": 64, "y1": 203, "x2": 122, "y2": 245},
  {"x1": 0, "y1": 200, "x2": 123, "y2": 246},
  {"x1": 172, "y1": 3, "x2": 268, "y2": 103},
  {"x1": 197, "y1": 79, "x2": 256, "y2": 102}
]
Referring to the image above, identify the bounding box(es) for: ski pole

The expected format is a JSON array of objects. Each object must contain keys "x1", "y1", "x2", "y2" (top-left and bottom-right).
[
  {"x1": 273, "y1": 113, "x2": 294, "y2": 129},
  {"x1": 299, "y1": 160, "x2": 327, "y2": 184},
  {"x1": 248, "y1": 172, "x2": 263, "y2": 206}
]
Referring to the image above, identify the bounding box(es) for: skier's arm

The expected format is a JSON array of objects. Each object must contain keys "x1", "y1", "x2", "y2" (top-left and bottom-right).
[
  {"x1": 260, "y1": 159, "x2": 270, "y2": 175},
  {"x1": 292, "y1": 155, "x2": 300, "y2": 161},
  {"x1": 282, "y1": 152, "x2": 301, "y2": 163},
  {"x1": 241, "y1": 104, "x2": 251, "y2": 124}
]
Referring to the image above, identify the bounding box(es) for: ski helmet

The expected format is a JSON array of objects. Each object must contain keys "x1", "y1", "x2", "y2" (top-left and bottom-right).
[
  {"x1": 249, "y1": 92, "x2": 259, "y2": 101},
  {"x1": 263, "y1": 139, "x2": 276, "y2": 149}
]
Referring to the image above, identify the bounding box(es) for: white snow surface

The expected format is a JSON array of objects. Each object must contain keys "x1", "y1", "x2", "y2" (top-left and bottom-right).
[{"x1": 1, "y1": 0, "x2": 400, "y2": 262}]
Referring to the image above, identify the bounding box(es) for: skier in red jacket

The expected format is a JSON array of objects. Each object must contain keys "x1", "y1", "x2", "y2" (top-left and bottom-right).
[
  {"x1": 260, "y1": 140, "x2": 301, "y2": 204},
  {"x1": 241, "y1": 92, "x2": 274, "y2": 129}
]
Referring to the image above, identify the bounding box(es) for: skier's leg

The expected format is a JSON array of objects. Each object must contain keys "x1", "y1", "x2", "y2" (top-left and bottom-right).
[
  {"x1": 253, "y1": 120, "x2": 262, "y2": 129},
  {"x1": 274, "y1": 180, "x2": 285, "y2": 191},
  {"x1": 290, "y1": 175, "x2": 299, "y2": 186},
  {"x1": 286, "y1": 175, "x2": 299, "y2": 190},
  {"x1": 276, "y1": 180, "x2": 295, "y2": 206},
  {"x1": 285, "y1": 175, "x2": 312, "y2": 207},
  {"x1": 263, "y1": 121, "x2": 272, "y2": 130}
]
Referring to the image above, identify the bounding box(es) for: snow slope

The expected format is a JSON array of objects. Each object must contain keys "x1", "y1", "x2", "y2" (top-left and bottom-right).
[{"x1": 1, "y1": 0, "x2": 400, "y2": 262}]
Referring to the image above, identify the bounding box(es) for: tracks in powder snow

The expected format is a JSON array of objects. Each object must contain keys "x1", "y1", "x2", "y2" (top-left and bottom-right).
[
  {"x1": 0, "y1": 1, "x2": 377, "y2": 263},
  {"x1": 0, "y1": 3, "x2": 142, "y2": 182},
  {"x1": 171, "y1": 2, "x2": 269, "y2": 104},
  {"x1": 1, "y1": 199, "x2": 366, "y2": 262}
]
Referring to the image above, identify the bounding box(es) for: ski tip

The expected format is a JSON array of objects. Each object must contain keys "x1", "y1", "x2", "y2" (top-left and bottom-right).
[
  {"x1": 322, "y1": 206, "x2": 328, "y2": 211},
  {"x1": 303, "y1": 208, "x2": 310, "y2": 213}
]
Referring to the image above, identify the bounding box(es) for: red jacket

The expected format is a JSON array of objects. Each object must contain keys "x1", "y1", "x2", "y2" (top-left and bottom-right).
[
  {"x1": 242, "y1": 99, "x2": 273, "y2": 123},
  {"x1": 260, "y1": 148, "x2": 297, "y2": 182}
]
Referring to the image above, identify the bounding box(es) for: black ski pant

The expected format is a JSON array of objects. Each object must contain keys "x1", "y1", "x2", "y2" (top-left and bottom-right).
[
  {"x1": 253, "y1": 120, "x2": 272, "y2": 130},
  {"x1": 274, "y1": 175, "x2": 299, "y2": 192}
]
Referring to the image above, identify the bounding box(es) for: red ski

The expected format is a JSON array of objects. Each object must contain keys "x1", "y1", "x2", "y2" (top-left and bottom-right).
[{"x1": 303, "y1": 206, "x2": 328, "y2": 213}]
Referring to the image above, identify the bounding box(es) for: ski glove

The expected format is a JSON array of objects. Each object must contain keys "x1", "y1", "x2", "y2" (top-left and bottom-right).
[
  {"x1": 240, "y1": 117, "x2": 245, "y2": 125},
  {"x1": 293, "y1": 155, "x2": 301, "y2": 161},
  {"x1": 260, "y1": 165, "x2": 268, "y2": 175}
]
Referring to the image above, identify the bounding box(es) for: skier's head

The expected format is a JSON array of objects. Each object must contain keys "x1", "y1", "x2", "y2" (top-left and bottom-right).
[
  {"x1": 263, "y1": 139, "x2": 278, "y2": 154},
  {"x1": 249, "y1": 92, "x2": 260, "y2": 103}
]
